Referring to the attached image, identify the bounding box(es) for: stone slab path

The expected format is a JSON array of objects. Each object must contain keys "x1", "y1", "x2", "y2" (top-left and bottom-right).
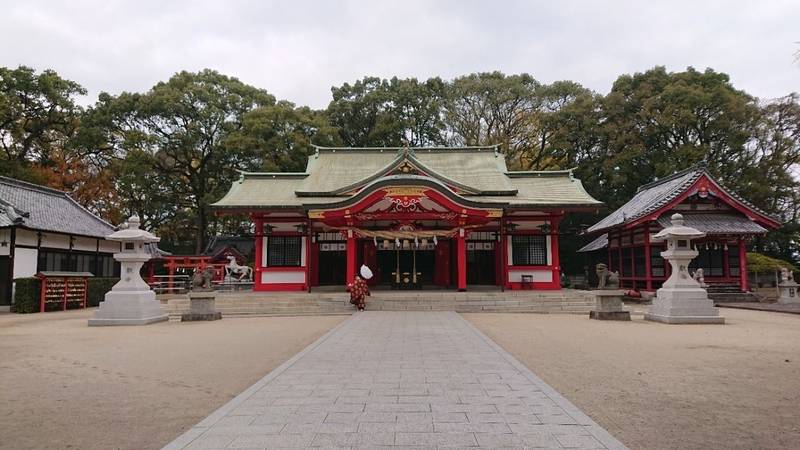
[{"x1": 165, "y1": 312, "x2": 626, "y2": 449}]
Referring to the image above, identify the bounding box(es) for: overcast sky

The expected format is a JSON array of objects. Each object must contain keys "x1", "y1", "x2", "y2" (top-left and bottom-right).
[{"x1": 2, "y1": 0, "x2": 798, "y2": 108}]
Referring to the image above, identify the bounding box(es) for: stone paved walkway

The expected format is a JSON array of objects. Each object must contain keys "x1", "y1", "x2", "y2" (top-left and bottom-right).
[{"x1": 165, "y1": 312, "x2": 625, "y2": 449}]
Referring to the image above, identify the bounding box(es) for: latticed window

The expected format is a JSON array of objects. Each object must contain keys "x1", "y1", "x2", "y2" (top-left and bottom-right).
[
  {"x1": 511, "y1": 235, "x2": 547, "y2": 266},
  {"x1": 266, "y1": 236, "x2": 302, "y2": 267}
]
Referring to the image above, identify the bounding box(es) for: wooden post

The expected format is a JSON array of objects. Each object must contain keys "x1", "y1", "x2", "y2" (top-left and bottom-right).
[
  {"x1": 254, "y1": 217, "x2": 263, "y2": 290},
  {"x1": 305, "y1": 221, "x2": 312, "y2": 292},
  {"x1": 739, "y1": 237, "x2": 748, "y2": 292},
  {"x1": 346, "y1": 230, "x2": 356, "y2": 284},
  {"x1": 457, "y1": 229, "x2": 467, "y2": 291},
  {"x1": 39, "y1": 277, "x2": 46, "y2": 313},
  {"x1": 550, "y1": 217, "x2": 561, "y2": 289},
  {"x1": 644, "y1": 224, "x2": 652, "y2": 291}
]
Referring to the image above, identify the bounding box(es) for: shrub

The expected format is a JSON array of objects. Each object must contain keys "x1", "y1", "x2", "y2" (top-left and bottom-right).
[
  {"x1": 12, "y1": 277, "x2": 41, "y2": 314},
  {"x1": 12, "y1": 276, "x2": 119, "y2": 313},
  {"x1": 747, "y1": 252, "x2": 797, "y2": 273},
  {"x1": 87, "y1": 277, "x2": 119, "y2": 307}
]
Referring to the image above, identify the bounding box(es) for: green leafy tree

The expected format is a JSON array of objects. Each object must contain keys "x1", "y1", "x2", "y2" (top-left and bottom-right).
[
  {"x1": 327, "y1": 76, "x2": 446, "y2": 147},
  {"x1": 444, "y1": 72, "x2": 541, "y2": 167},
  {"x1": 0, "y1": 65, "x2": 86, "y2": 179},
  {"x1": 595, "y1": 66, "x2": 761, "y2": 208},
  {"x1": 88, "y1": 69, "x2": 275, "y2": 252},
  {"x1": 228, "y1": 101, "x2": 340, "y2": 172}
]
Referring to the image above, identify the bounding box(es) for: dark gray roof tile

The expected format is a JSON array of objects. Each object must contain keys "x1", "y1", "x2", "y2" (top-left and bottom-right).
[{"x1": 0, "y1": 177, "x2": 115, "y2": 238}]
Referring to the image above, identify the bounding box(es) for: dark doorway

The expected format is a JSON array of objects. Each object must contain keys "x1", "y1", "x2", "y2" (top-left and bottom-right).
[
  {"x1": 317, "y1": 244, "x2": 346, "y2": 285},
  {"x1": 376, "y1": 247, "x2": 436, "y2": 288},
  {"x1": 0, "y1": 257, "x2": 10, "y2": 306},
  {"x1": 467, "y1": 242, "x2": 496, "y2": 285}
]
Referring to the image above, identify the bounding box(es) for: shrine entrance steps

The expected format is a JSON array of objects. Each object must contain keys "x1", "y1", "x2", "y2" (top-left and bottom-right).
[
  {"x1": 706, "y1": 283, "x2": 762, "y2": 303},
  {"x1": 163, "y1": 289, "x2": 596, "y2": 319}
]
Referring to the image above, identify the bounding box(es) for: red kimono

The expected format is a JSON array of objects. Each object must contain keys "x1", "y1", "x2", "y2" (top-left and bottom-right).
[{"x1": 348, "y1": 276, "x2": 370, "y2": 310}]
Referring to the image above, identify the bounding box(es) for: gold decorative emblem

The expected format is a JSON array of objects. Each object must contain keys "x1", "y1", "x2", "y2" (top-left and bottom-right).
[
  {"x1": 308, "y1": 210, "x2": 325, "y2": 219},
  {"x1": 486, "y1": 209, "x2": 503, "y2": 218},
  {"x1": 384, "y1": 187, "x2": 427, "y2": 197}
]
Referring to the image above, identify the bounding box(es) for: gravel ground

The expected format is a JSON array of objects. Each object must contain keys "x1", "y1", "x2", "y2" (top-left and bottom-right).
[
  {"x1": 0, "y1": 309, "x2": 346, "y2": 450},
  {"x1": 465, "y1": 307, "x2": 800, "y2": 450}
]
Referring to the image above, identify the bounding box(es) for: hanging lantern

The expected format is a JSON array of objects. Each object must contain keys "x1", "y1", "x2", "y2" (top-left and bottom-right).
[
  {"x1": 403, "y1": 239, "x2": 410, "y2": 249},
  {"x1": 723, "y1": 243, "x2": 728, "y2": 250},
  {"x1": 421, "y1": 238, "x2": 428, "y2": 247},
  {"x1": 713, "y1": 243, "x2": 718, "y2": 250},
  {"x1": 414, "y1": 237, "x2": 419, "y2": 247},
  {"x1": 433, "y1": 236, "x2": 438, "y2": 246},
  {"x1": 383, "y1": 239, "x2": 390, "y2": 249},
  {"x1": 395, "y1": 237, "x2": 401, "y2": 248},
  {"x1": 373, "y1": 236, "x2": 378, "y2": 246}
]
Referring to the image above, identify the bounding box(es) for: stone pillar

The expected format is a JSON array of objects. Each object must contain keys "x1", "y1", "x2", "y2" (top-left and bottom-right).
[{"x1": 457, "y1": 229, "x2": 467, "y2": 291}]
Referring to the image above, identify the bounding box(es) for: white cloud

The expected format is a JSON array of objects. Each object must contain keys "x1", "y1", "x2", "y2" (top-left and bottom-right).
[{"x1": 2, "y1": 0, "x2": 798, "y2": 108}]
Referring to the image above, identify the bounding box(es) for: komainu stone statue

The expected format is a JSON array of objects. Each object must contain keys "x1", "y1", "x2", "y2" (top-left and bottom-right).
[
  {"x1": 692, "y1": 268, "x2": 708, "y2": 288},
  {"x1": 595, "y1": 263, "x2": 620, "y2": 289},
  {"x1": 192, "y1": 266, "x2": 216, "y2": 291},
  {"x1": 780, "y1": 267, "x2": 794, "y2": 283}
]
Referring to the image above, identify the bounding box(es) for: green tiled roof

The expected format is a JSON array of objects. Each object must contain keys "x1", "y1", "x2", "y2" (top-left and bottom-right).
[{"x1": 212, "y1": 147, "x2": 602, "y2": 210}]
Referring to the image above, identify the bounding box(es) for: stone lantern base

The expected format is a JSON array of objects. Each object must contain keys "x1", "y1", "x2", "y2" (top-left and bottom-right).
[
  {"x1": 88, "y1": 290, "x2": 168, "y2": 326},
  {"x1": 778, "y1": 282, "x2": 800, "y2": 304},
  {"x1": 644, "y1": 287, "x2": 725, "y2": 324}
]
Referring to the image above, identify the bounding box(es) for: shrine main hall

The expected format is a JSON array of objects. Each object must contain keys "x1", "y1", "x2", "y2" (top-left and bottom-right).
[{"x1": 212, "y1": 146, "x2": 600, "y2": 292}]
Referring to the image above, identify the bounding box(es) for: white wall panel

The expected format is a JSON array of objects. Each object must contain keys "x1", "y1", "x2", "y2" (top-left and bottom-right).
[
  {"x1": 13, "y1": 248, "x2": 38, "y2": 278},
  {"x1": 261, "y1": 270, "x2": 305, "y2": 284},
  {"x1": 507, "y1": 269, "x2": 552, "y2": 283}
]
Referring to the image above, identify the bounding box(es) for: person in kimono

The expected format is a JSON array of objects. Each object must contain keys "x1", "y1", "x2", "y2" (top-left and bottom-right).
[{"x1": 349, "y1": 264, "x2": 373, "y2": 311}]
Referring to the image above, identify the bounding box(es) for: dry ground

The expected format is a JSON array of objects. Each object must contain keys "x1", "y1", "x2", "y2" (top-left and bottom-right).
[
  {"x1": 0, "y1": 310, "x2": 346, "y2": 450},
  {"x1": 466, "y1": 307, "x2": 800, "y2": 450}
]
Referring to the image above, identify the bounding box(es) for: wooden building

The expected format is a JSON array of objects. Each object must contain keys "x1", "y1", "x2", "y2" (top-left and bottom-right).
[
  {"x1": 579, "y1": 166, "x2": 781, "y2": 292},
  {"x1": 0, "y1": 177, "x2": 121, "y2": 309},
  {"x1": 212, "y1": 146, "x2": 601, "y2": 291}
]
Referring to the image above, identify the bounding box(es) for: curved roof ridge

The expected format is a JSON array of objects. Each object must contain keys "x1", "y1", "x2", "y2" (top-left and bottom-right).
[
  {"x1": 636, "y1": 165, "x2": 703, "y2": 193},
  {"x1": 311, "y1": 145, "x2": 500, "y2": 152}
]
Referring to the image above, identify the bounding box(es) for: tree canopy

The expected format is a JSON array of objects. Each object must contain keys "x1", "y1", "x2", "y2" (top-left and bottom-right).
[{"x1": 1, "y1": 65, "x2": 799, "y2": 265}]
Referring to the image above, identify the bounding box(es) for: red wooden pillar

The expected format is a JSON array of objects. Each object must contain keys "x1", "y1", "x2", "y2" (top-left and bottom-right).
[
  {"x1": 253, "y1": 217, "x2": 263, "y2": 290},
  {"x1": 346, "y1": 230, "x2": 356, "y2": 284},
  {"x1": 644, "y1": 224, "x2": 652, "y2": 291},
  {"x1": 739, "y1": 237, "x2": 749, "y2": 292},
  {"x1": 550, "y1": 217, "x2": 561, "y2": 289},
  {"x1": 457, "y1": 229, "x2": 467, "y2": 291},
  {"x1": 304, "y1": 223, "x2": 312, "y2": 291}
]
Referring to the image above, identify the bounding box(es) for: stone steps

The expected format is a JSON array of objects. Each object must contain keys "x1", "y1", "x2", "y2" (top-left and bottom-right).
[{"x1": 164, "y1": 289, "x2": 596, "y2": 319}]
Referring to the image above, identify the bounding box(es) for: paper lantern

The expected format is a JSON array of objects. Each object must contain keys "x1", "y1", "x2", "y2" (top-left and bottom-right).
[{"x1": 383, "y1": 239, "x2": 390, "y2": 249}]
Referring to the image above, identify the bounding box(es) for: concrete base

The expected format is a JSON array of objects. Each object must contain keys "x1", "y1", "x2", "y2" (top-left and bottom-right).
[
  {"x1": 590, "y1": 310, "x2": 631, "y2": 320},
  {"x1": 645, "y1": 287, "x2": 724, "y2": 325},
  {"x1": 89, "y1": 290, "x2": 167, "y2": 326},
  {"x1": 777, "y1": 283, "x2": 800, "y2": 304},
  {"x1": 644, "y1": 313, "x2": 725, "y2": 324},
  {"x1": 589, "y1": 290, "x2": 630, "y2": 321},
  {"x1": 181, "y1": 292, "x2": 221, "y2": 322}
]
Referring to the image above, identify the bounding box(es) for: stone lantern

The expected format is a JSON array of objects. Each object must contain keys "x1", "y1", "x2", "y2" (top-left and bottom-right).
[
  {"x1": 644, "y1": 213, "x2": 724, "y2": 324},
  {"x1": 88, "y1": 216, "x2": 168, "y2": 326}
]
